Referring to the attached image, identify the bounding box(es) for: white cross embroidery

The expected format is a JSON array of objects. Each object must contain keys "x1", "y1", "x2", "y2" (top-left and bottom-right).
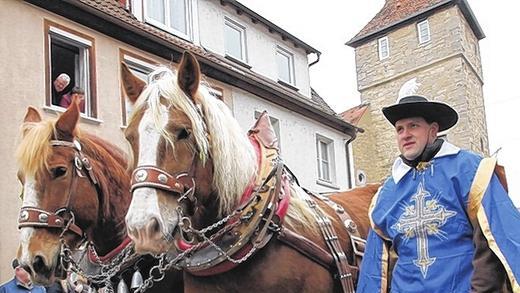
[{"x1": 392, "y1": 181, "x2": 457, "y2": 278}]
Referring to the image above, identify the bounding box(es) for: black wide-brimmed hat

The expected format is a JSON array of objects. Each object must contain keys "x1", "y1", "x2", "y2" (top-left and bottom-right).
[{"x1": 382, "y1": 95, "x2": 458, "y2": 131}]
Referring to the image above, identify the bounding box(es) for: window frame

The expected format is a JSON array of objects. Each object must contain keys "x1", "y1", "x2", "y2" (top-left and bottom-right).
[
  {"x1": 378, "y1": 36, "x2": 389, "y2": 60},
  {"x1": 417, "y1": 19, "x2": 431, "y2": 44},
  {"x1": 143, "y1": 0, "x2": 192, "y2": 41},
  {"x1": 44, "y1": 20, "x2": 97, "y2": 118},
  {"x1": 276, "y1": 45, "x2": 296, "y2": 86},
  {"x1": 316, "y1": 134, "x2": 335, "y2": 184},
  {"x1": 224, "y1": 17, "x2": 248, "y2": 63},
  {"x1": 119, "y1": 50, "x2": 159, "y2": 127}
]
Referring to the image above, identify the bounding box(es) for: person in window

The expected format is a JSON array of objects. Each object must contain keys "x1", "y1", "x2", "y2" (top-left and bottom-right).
[
  {"x1": 356, "y1": 88, "x2": 519, "y2": 292},
  {"x1": 59, "y1": 86, "x2": 85, "y2": 113},
  {"x1": 52, "y1": 73, "x2": 71, "y2": 106},
  {"x1": 0, "y1": 259, "x2": 46, "y2": 293}
]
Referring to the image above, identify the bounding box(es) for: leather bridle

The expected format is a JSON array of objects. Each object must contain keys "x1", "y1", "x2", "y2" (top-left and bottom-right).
[{"x1": 18, "y1": 139, "x2": 101, "y2": 239}]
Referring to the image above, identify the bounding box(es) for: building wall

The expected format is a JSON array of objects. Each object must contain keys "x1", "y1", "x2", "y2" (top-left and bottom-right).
[
  {"x1": 231, "y1": 87, "x2": 352, "y2": 192},
  {"x1": 198, "y1": 0, "x2": 312, "y2": 97},
  {"x1": 352, "y1": 5, "x2": 488, "y2": 184}
]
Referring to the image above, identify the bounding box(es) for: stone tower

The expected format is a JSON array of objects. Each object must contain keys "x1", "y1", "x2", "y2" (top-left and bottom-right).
[{"x1": 346, "y1": 0, "x2": 489, "y2": 184}]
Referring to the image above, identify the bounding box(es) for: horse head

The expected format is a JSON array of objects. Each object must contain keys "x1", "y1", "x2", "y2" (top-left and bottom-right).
[
  {"x1": 123, "y1": 52, "x2": 257, "y2": 255},
  {"x1": 16, "y1": 98, "x2": 130, "y2": 285}
]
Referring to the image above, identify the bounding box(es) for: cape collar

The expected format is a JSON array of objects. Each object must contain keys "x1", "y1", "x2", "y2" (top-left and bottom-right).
[{"x1": 391, "y1": 141, "x2": 460, "y2": 184}]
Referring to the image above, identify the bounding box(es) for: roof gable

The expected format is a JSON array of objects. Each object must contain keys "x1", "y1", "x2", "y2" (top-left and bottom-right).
[{"x1": 347, "y1": 0, "x2": 484, "y2": 47}]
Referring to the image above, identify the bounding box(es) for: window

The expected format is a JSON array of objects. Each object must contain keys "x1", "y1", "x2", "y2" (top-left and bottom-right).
[
  {"x1": 254, "y1": 111, "x2": 281, "y2": 151},
  {"x1": 417, "y1": 20, "x2": 431, "y2": 44},
  {"x1": 209, "y1": 87, "x2": 224, "y2": 101},
  {"x1": 378, "y1": 36, "x2": 389, "y2": 60},
  {"x1": 316, "y1": 135, "x2": 335, "y2": 183},
  {"x1": 276, "y1": 46, "x2": 295, "y2": 85},
  {"x1": 45, "y1": 21, "x2": 96, "y2": 118},
  {"x1": 120, "y1": 51, "x2": 158, "y2": 126},
  {"x1": 224, "y1": 17, "x2": 247, "y2": 63},
  {"x1": 144, "y1": 0, "x2": 191, "y2": 40}
]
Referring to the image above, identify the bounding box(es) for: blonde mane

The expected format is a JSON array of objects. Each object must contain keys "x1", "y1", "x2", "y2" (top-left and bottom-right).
[
  {"x1": 16, "y1": 120, "x2": 58, "y2": 177},
  {"x1": 131, "y1": 67, "x2": 319, "y2": 232}
]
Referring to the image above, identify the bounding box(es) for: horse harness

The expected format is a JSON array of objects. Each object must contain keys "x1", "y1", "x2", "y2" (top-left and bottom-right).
[
  {"x1": 17, "y1": 138, "x2": 146, "y2": 292},
  {"x1": 129, "y1": 116, "x2": 366, "y2": 293},
  {"x1": 18, "y1": 139, "x2": 98, "y2": 240}
]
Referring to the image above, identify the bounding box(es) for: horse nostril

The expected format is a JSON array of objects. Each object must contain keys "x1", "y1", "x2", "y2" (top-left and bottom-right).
[
  {"x1": 32, "y1": 255, "x2": 47, "y2": 274},
  {"x1": 146, "y1": 217, "x2": 162, "y2": 235}
]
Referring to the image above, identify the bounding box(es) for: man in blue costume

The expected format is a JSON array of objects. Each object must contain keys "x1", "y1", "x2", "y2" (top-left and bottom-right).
[{"x1": 356, "y1": 88, "x2": 520, "y2": 292}]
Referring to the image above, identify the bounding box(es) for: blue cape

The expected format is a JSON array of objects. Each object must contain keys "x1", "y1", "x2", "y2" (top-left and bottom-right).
[{"x1": 357, "y1": 149, "x2": 520, "y2": 293}]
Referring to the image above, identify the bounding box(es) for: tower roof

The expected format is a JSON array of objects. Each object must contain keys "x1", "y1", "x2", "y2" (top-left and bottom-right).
[{"x1": 346, "y1": 0, "x2": 485, "y2": 47}]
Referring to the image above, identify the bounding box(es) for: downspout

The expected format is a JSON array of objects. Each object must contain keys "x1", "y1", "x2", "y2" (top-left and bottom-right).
[
  {"x1": 309, "y1": 52, "x2": 321, "y2": 67},
  {"x1": 345, "y1": 126, "x2": 364, "y2": 189},
  {"x1": 345, "y1": 136, "x2": 355, "y2": 189}
]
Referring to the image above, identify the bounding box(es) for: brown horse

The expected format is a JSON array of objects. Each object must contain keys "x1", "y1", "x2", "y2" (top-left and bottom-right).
[
  {"x1": 122, "y1": 51, "x2": 377, "y2": 292},
  {"x1": 15, "y1": 100, "x2": 182, "y2": 292}
]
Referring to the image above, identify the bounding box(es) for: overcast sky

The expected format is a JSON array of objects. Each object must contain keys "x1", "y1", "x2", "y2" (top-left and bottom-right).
[{"x1": 237, "y1": 0, "x2": 520, "y2": 206}]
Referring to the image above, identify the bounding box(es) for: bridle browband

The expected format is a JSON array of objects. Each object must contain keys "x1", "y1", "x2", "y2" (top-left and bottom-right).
[{"x1": 18, "y1": 139, "x2": 101, "y2": 239}]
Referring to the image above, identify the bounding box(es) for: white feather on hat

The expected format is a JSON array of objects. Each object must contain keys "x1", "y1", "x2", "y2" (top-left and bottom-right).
[{"x1": 398, "y1": 78, "x2": 421, "y2": 101}]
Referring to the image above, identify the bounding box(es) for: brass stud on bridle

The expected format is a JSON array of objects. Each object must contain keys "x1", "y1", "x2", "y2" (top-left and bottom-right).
[
  {"x1": 135, "y1": 170, "x2": 148, "y2": 182},
  {"x1": 157, "y1": 174, "x2": 168, "y2": 184}
]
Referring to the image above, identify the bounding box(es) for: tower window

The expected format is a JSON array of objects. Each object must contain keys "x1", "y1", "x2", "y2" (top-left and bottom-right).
[
  {"x1": 378, "y1": 36, "x2": 389, "y2": 60},
  {"x1": 417, "y1": 20, "x2": 431, "y2": 44}
]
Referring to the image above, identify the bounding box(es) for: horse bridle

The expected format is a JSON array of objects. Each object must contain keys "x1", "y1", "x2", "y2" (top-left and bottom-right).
[
  {"x1": 130, "y1": 148, "x2": 199, "y2": 216},
  {"x1": 18, "y1": 139, "x2": 100, "y2": 239}
]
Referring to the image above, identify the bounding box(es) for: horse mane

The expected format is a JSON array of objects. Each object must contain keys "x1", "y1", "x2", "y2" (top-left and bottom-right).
[
  {"x1": 16, "y1": 118, "x2": 130, "y2": 226},
  {"x1": 16, "y1": 120, "x2": 56, "y2": 177},
  {"x1": 131, "y1": 66, "x2": 257, "y2": 216}
]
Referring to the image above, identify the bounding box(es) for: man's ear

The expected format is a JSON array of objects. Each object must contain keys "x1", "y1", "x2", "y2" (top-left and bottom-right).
[{"x1": 430, "y1": 122, "x2": 440, "y2": 138}]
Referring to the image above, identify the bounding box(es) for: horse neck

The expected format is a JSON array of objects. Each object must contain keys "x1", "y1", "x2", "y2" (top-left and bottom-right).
[{"x1": 81, "y1": 135, "x2": 131, "y2": 255}]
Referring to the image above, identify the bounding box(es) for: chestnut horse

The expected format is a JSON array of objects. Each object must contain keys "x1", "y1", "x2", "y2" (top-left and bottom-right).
[
  {"x1": 122, "y1": 51, "x2": 377, "y2": 292},
  {"x1": 15, "y1": 101, "x2": 182, "y2": 292}
]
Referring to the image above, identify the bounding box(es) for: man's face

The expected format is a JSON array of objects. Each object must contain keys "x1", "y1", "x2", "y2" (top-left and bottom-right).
[
  {"x1": 395, "y1": 117, "x2": 439, "y2": 160},
  {"x1": 53, "y1": 77, "x2": 68, "y2": 92}
]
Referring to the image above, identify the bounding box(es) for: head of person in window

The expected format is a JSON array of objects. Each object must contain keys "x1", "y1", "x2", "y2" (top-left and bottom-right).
[
  {"x1": 52, "y1": 73, "x2": 71, "y2": 105},
  {"x1": 59, "y1": 86, "x2": 85, "y2": 113}
]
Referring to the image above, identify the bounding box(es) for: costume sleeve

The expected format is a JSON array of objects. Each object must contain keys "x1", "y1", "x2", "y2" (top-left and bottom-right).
[
  {"x1": 470, "y1": 224, "x2": 506, "y2": 292},
  {"x1": 356, "y1": 229, "x2": 390, "y2": 293},
  {"x1": 476, "y1": 174, "x2": 520, "y2": 292},
  {"x1": 468, "y1": 158, "x2": 520, "y2": 293}
]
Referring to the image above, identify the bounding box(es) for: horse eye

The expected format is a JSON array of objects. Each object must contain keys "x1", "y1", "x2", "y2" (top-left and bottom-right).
[
  {"x1": 51, "y1": 167, "x2": 67, "y2": 179},
  {"x1": 177, "y1": 129, "x2": 190, "y2": 140}
]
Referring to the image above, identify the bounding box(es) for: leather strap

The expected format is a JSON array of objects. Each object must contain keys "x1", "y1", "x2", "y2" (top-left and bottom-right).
[
  {"x1": 131, "y1": 165, "x2": 194, "y2": 194},
  {"x1": 18, "y1": 207, "x2": 83, "y2": 237},
  {"x1": 277, "y1": 227, "x2": 335, "y2": 271},
  {"x1": 303, "y1": 193, "x2": 356, "y2": 293},
  {"x1": 309, "y1": 191, "x2": 366, "y2": 267}
]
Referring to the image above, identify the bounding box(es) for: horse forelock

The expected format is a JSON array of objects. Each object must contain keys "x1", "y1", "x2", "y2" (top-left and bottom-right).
[
  {"x1": 130, "y1": 66, "x2": 257, "y2": 216},
  {"x1": 16, "y1": 120, "x2": 56, "y2": 177}
]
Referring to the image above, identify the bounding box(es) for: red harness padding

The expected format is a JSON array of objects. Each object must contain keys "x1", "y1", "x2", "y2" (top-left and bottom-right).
[
  {"x1": 88, "y1": 237, "x2": 132, "y2": 264},
  {"x1": 176, "y1": 135, "x2": 290, "y2": 276}
]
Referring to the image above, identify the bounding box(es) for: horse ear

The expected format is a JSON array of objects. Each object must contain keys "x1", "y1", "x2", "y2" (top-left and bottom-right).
[
  {"x1": 121, "y1": 62, "x2": 146, "y2": 104},
  {"x1": 177, "y1": 51, "x2": 201, "y2": 98},
  {"x1": 23, "y1": 107, "x2": 42, "y2": 123},
  {"x1": 55, "y1": 95, "x2": 80, "y2": 139}
]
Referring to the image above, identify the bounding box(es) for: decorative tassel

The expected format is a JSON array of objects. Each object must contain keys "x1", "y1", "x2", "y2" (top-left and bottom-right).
[
  {"x1": 130, "y1": 270, "x2": 144, "y2": 290},
  {"x1": 117, "y1": 278, "x2": 130, "y2": 293}
]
